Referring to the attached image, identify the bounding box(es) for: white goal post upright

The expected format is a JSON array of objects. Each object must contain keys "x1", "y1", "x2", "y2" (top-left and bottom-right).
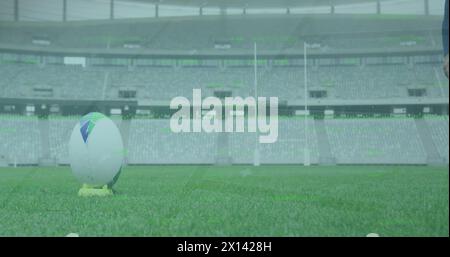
[
  {"x1": 304, "y1": 42, "x2": 311, "y2": 166},
  {"x1": 253, "y1": 42, "x2": 260, "y2": 166}
]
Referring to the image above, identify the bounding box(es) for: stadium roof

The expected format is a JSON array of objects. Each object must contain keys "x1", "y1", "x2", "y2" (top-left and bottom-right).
[{"x1": 130, "y1": 0, "x2": 381, "y2": 8}]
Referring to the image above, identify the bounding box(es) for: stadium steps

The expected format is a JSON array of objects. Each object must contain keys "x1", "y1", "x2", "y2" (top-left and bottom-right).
[
  {"x1": 314, "y1": 119, "x2": 336, "y2": 166},
  {"x1": 414, "y1": 118, "x2": 445, "y2": 166}
]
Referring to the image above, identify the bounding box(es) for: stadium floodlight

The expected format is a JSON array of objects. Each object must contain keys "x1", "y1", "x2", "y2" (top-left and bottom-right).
[{"x1": 69, "y1": 112, "x2": 124, "y2": 197}]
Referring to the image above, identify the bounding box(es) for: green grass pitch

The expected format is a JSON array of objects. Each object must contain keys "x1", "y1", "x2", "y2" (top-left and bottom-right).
[{"x1": 0, "y1": 165, "x2": 448, "y2": 236}]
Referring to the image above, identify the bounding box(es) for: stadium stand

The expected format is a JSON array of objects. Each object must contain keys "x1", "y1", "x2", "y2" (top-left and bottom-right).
[
  {"x1": 425, "y1": 115, "x2": 449, "y2": 164},
  {"x1": 0, "y1": 13, "x2": 447, "y2": 167},
  {"x1": 0, "y1": 114, "x2": 41, "y2": 164},
  {"x1": 1, "y1": 114, "x2": 447, "y2": 166},
  {"x1": 324, "y1": 117, "x2": 428, "y2": 164},
  {"x1": 229, "y1": 118, "x2": 319, "y2": 164},
  {"x1": 0, "y1": 15, "x2": 443, "y2": 52},
  {"x1": 1, "y1": 62, "x2": 448, "y2": 101},
  {"x1": 0, "y1": 64, "x2": 105, "y2": 100},
  {"x1": 127, "y1": 118, "x2": 217, "y2": 164},
  {"x1": 127, "y1": 117, "x2": 321, "y2": 165}
]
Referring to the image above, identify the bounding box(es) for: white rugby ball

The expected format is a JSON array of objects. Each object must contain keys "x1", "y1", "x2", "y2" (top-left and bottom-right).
[{"x1": 69, "y1": 112, "x2": 124, "y2": 187}]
